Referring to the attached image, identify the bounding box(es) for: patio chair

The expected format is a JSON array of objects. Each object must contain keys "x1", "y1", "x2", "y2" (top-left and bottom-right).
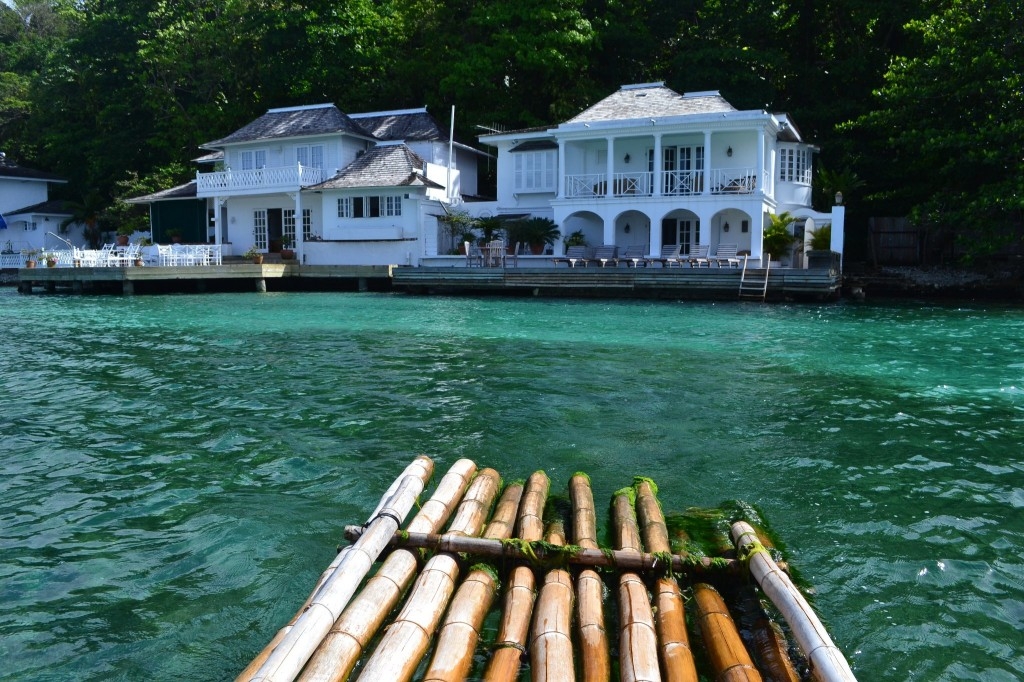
[
  {"x1": 687, "y1": 244, "x2": 711, "y2": 268},
  {"x1": 505, "y1": 242, "x2": 523, "y2": 268},
  {"x1": 711, "y1": 244, "x2": 741, "y2": 268},
  {"x1": 649, "y1": 244, "x2": 683, "y2": 267},
  {"x1": 465, "y1": 241, "x2": 484, "y2": 267},
  {"x1": 615, "y1": 244, "x2": 648, "y2": 267},
  {"x1": 590, "y1": 245, "x2": 618, "y2": 267},
  {"x1": 553, "y1": 245, "x2": 590, "y2": 268}
]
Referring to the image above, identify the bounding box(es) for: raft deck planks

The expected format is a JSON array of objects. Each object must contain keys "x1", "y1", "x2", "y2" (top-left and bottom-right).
[{"x1": 239, "y1": 458, "x2": 858, "y2": 682}]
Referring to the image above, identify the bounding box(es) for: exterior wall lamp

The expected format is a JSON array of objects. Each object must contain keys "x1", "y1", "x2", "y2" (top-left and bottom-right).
[
  {"x1": 835, "y1": 191, "x2": 844, "y2": 205},
  {"x1": 624, "y1": 223, "x2": 631, "y2": 233},
  {"x1": 727, "y1": 146, "x2": 733, "y2": 157},
  {"x1": 723, "y1": 222, "x2": 730, "y2": 232},
  {"x1": 624, "y1": 153, "x2": 630, "y2": 163}
]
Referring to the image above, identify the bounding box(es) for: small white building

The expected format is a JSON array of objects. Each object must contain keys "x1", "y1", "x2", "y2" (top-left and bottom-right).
[{"x1": 0, "y1": 152, "x2": 74, "y2": 261}]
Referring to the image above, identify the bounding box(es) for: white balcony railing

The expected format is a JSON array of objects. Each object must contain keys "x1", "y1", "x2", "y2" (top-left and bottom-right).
[
  {"x1": 196, "y1": 164, "x2": 325, "y2": 195},
  {"x1": 565, "y1": 168, "x2": 763, "y2": 199},
  {"x1": 709, "y1": 167, "x2": 757, "y2": 194}
]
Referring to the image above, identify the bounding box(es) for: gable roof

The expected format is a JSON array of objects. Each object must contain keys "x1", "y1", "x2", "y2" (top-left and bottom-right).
[
  {"x1": 566, "y1": 83, "x2": 736, "y2": 124},
  {"x1": 309, "y1": 143, "x2": 443, "y2": 190},
  {"x1": 0, "y1": 154, "x2": 66, "y2": 183},
  {"x1": 126, "y1": 181, "x2": 198, "y2": 203},
  {"x1": 350, "y1": 108, "x2": 445, "y2": 142},
  {"x1": 3, "y1": 199, "x2": 74, "y2": 216},
  {"x1": 202, "y1": 104, "x2": 369, "y2": 148}
]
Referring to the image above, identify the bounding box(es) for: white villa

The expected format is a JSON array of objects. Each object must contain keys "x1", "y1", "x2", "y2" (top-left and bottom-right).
[
  {"x1": 476, "y1": 82, "x2": 842, "y2": 265},
  {"x1": 131, "y1": 82, "x2": 842, "y2": 268}
]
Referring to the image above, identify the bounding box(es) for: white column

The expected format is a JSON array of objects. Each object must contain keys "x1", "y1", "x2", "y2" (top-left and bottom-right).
[
  {"x1": 652, "y1": 133, "x2": 662, "y2": 197},
  {"x1": 606, "y1": 137, "x2": 615, "y2": 197},
  {"x1": 557, "y1": 140, "x2": 566, "y2": 199},
  {"x1": 702, "y1": 130, "x2": 712, "y2": 194},
  {"x1": 295, "y1": 191, "x2": 304, "y2": 263},
  {"x1": 757, "y1": 128, "x2": 766, "y2": 196},
  {"x1": 213, "y1": 197, "x2": 222, "y2": 246}
]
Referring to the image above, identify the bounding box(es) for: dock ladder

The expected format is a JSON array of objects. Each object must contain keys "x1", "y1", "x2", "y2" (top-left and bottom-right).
[{"x1": 739, "y1": 257, "x2": 769, "y2": 301}]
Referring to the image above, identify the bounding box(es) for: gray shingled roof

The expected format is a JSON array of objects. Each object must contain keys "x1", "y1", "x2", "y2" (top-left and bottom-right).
[
  {"x1": 127, "y1": 181, "x2": 198, "y2": 203},
  {"x1": 353, "y1": 110, "x2": 445, "y2": 142},
  {"x1": 0, "y1": 155, "x2": 65, "y2": 182},
  {"x1": 309, "y1": 144, "x2": 443, "y2": 190},
  {"x1": 203, "y1": 104, "x2": 368, "y2": 147},
  {"x1": 4, "y1": 199, "x2": 74, "y2": 215},
  {"x1": 567, "y1": 83, "x2": 736, "y2": 124}
]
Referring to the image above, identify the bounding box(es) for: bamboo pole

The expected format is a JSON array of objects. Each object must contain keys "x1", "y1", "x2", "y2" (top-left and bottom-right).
[
  {"x1": 750, "y1": 612, "x2": 801, "y2": 682},
  {"x1": 422, "y1": 482, "x2": 525, "y2": 682},
  {"x1": 354, "y1": 467, "x2": 502, "y2": 682},
  {"x1": 731, "y1": 522, "x2": 857, "y2": 682},
  {"x1": 483, "y1": 470, "x2": 551, "y2": 682},
  {"x1": 340, "y1": 528, "x2": 736, "y2": 575},
  {"x1": 692, "y1": 583, "x2": 762, "y2": 682},
  {"x1": 613, "y1": 489, "x2": 661, "y2": 682},
  {"x1": 237, "y1": 456, "x2": 434, "y2": 681},
  {"x1": 530, "y1": 520, "x2": 576, "y2": 682},
  {"x1": 295, "y1": 458, "x2": 478, "y2": 682},
  {"x1": 634, "y1": 479, "x2": 698, "y2": 682},
  {"x1": 569, "y1": 473, "x2": 610, "y2": 682},
  {"x1": 243, "y1": 462, "x2": 434, "y2": 682}
]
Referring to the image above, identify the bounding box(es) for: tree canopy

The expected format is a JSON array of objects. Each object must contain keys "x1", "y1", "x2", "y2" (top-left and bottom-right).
[{"x1": 0, "y1": 0, "x2": 1019, "y2": 260}]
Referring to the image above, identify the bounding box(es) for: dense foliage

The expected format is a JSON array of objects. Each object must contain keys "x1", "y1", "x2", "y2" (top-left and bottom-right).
[{"x1": 1, "y1": 0, "x2": 1020, "y2": 260}]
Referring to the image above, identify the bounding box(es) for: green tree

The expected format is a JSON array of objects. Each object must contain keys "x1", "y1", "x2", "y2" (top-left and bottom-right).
[{"x1": 847, "y1": 0, "x2": 1024, "y2": 259}]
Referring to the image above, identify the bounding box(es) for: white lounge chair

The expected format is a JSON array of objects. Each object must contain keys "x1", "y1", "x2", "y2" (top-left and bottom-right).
[{"x1": 712, "y1": 244, "x2": 741, "y2": 268}]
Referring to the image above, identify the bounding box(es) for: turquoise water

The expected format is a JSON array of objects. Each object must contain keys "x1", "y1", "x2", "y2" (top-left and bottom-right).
[{"x1": 1, "y1": 288, "x2": 1022, "y2": 681}]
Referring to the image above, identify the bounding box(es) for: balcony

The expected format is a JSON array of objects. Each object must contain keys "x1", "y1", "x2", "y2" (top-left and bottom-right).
[
  {"x1": 564, "y1": 167, "x2": 762, "y2": 200},
  {"x1": 196, "y1": 164, "x2": 325, "y2": 196}
]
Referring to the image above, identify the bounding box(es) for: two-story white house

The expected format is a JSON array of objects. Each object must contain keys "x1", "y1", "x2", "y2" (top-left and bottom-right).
[
  {"x1": 475, "y1": 82, "x2": 843, "y2": 264},
  {"x1": 0, "y1": 152, "x2": 74, "y2": 262},
  {"x1": 131, "y1": 103, "x2": 488, "y2": 265}
]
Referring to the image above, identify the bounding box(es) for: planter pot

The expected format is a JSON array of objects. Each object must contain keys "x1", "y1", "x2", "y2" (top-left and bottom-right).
[
  {"x1": 806, "y1": 250, "x2": 835, "y2": 270},
  {"x1": 252, "y1": 255, "x2": 264, "y2": 264},
  {"x1": 134, "y1": 258, "x2": 144, "y2": 267},
  {"x1": 116, "y1": 235, "x2": 130, "y2": 246},
  {"x1": 46, "y1": 259, "x2": 57, "y2": 268},
  {"x1": 530, "y1": 243, "x2": 545, "y2": 255},
  {"x1": 280, "y1": 248, "x2": 295, "y2": 260},
  {"x1": 24, "y1": 260, "x2": 36, "y2": 268}
]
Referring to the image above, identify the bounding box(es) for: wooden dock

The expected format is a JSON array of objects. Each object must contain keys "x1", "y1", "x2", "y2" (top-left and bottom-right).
[
  {"x1": 237, "y1": 457, "x2": 857, "y2": 682},
  {"x1": 14, "y1": 262, "x2": 394, "y2": 295},
  {"x1": 11, "y1": 262, "x2": 842, "y2": 301},
  {"x1": 392, "y1": 265, "x2": 842, "y2": 301}
]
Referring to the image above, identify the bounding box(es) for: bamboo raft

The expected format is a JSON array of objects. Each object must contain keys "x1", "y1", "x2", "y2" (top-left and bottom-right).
[{"x1": 238, "y1": 457, "x2": 857, "y2": 682}]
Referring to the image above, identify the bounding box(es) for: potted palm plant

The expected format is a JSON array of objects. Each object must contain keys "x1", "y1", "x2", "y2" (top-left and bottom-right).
[
  {"x1": 508, "y1": 217, "x2": 560, "y2": 254},
  {"x1": 762, "y1": 212, "x2": 797, "y2": 265},
  {"x1": 805, "y1": 223, "x2": 834, "y2": 270}
]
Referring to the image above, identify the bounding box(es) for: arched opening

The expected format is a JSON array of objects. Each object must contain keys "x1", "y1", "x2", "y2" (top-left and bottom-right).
[{"x1": 658, "y1": 208, "x2": 701, "y2": 255}]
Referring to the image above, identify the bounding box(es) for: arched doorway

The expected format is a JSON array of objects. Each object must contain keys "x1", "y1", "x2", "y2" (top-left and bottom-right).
[{"x1": 659, "y1": 209, "x2": 701, "y2": 255}]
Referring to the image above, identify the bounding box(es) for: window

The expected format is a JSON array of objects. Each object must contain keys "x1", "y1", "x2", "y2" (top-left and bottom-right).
[
  {"x1": 385, "y1": 196, "x2": 402, "y2": 217},
  {"x1": 338, "y1": 195, "x2": 401, "y2": 219},
  {"x1": 284, "y1": 208, "x2": 312, "y2": 241},
  {"x1": 513, "y1": 150, "x2": 557, "y2": 192},
  {"x1": 239, "y1": 149, "x2": 267, "y2": 170},
  {"x1": 779, "y1": 147, "x2": 811, "y2": 184},
  {"x1": 296, "y1": 145, "x2": 324, "y2": 169}
]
